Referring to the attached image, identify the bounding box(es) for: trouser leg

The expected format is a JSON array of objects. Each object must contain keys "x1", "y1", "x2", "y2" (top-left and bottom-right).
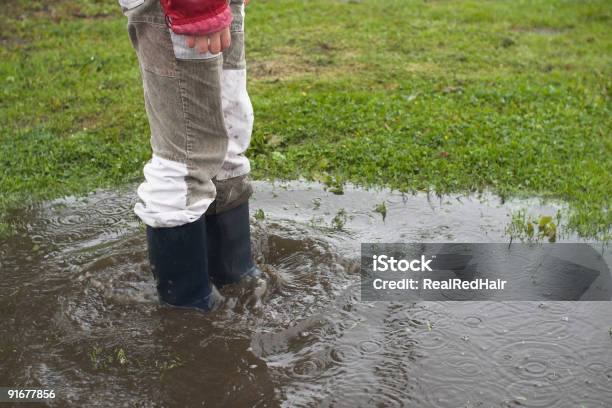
[
  {"x1": 127, "y1": 0, "x2": 254, "y2": 224},
  {"x1": 207, "y1": 0, "x2": 255, "y2": 215},
  {"x1": 126, "y1": 0, "x2": 228, "y2": 227}
]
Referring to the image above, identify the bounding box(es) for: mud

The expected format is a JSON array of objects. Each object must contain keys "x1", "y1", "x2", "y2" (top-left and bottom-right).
[{"x1": 1, "y1": 181, "x2": 610, "y2": 407}]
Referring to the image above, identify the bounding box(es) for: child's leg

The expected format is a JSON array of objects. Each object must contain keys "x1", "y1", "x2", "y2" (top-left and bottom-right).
[
  {"x1": 207, "y1": 0, "x2": 254, "y2": 215},
  {"x1": 123, "y1": 0, "x2": 232, "y2": 309},
  {"x1": 125, "y1": 0, "x2": 229, "y2": 228},
  {"x1": 205, "y1": 0, "x2": 263, "y2": 285}
]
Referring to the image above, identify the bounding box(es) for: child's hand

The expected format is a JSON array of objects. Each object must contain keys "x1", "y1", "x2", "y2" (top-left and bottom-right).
[{"x1": 185, "y1": 27, "x2": 231, "y2": 54}]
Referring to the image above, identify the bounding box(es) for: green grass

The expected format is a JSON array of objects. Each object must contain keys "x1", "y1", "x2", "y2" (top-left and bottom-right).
[{"x1": 1, "y1": 0, "x2": 610, "y2": 238}]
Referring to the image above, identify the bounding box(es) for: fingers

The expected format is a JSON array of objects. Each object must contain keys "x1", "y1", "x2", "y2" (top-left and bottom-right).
[
  {"x1": 185, "y1": 36, "x2": 196, "y2": 48},
  {"x1": 209, "y1": 32, "x2": 221, "y2": 54},
  {"x1": 195, "y1": 36, "x2": 209, "y2": 54},
  {"x1": 184, "y1": 28, "x2": 231, "y2": 55},
  {"x1": 220, "y1": 27, "x2": 231, "y2": 51}
]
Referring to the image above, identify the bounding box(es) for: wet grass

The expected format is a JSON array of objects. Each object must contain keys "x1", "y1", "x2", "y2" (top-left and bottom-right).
[
  {"x1": 506, "y1": 210, "x2": 561, "y2": 243},
  {"x1": 1, "y1": 0, "x2": 610, "y2": 238},
  {"x1": 87, "y1": 342, "x2": 184, "y2": 379},
  {"x1": 331, "y1": 208, "x2": 348, "y2": 231},
  {"x1": 254, "y1": 208, "x2": 266, "y2": 221},
  {"x1": 374, "y1": 202, "x2": 388, "y2": 222}
]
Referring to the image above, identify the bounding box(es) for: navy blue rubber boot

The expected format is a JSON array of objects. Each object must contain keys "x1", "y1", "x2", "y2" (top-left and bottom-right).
[
  {"x1": 206, "y1": 202, "x2": 262, "y2": 286},
  {"x1": 146, "y1": 216, "x2": 220, "y2": 311}
]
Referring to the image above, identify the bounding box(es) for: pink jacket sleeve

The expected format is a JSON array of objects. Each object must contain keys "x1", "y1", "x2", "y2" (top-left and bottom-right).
[{"x1": 160, "y1": 0, "x2": 233, "y2": 36}]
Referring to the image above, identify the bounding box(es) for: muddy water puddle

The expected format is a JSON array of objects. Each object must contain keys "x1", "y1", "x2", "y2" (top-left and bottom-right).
[{"x1": 1, "y1": 181, "x2": 610, "y2": 407}]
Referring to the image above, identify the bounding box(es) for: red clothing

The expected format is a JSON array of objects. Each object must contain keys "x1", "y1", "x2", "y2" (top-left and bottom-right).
[{"x1": 160, "y1": 0, "x2": 247, "y2": 36}]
